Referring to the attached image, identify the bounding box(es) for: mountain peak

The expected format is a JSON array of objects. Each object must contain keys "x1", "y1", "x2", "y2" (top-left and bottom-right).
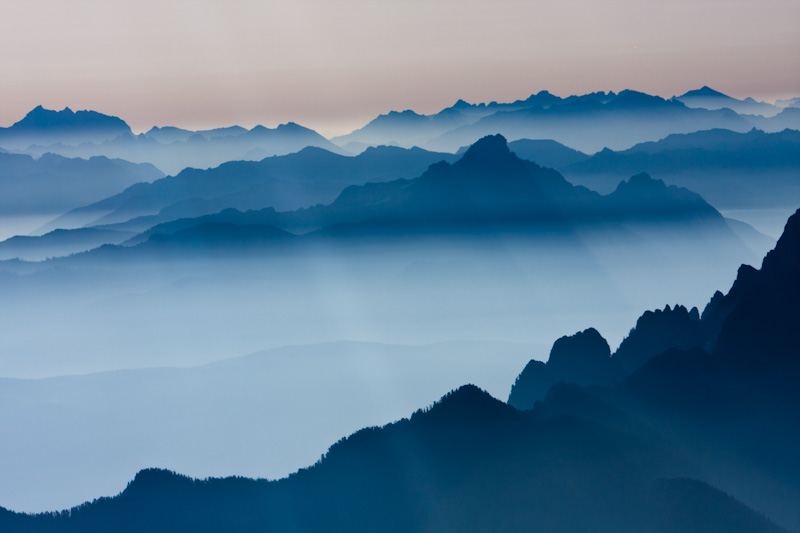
[
  {"x1": 612, "y1": 172, "x2": 665, "y2": 194},
  {"x1": 606, "y1": 172, "x2": 716, "y2": 221},
  {"x1": 412, "y1": 385, "x2": 518, "y2": 424},
  {"x1": 451, "y1": 99, "x2": 474, "y2": 109},
  {"x1": 388, "y1": 109, "x2": 422, "y2": 117},
  {"x1": 610, "y1": 91, "x2": 672, "y2": 109},
  {"x1": 275, "y1": 122, "x2": 310, "y2": 133},
  {"x1": 681, "y1": 86, "x2": 729, "y2": 98},
  {"x1": 9, "y1": 106, "x2": 130, "y2": 134},
  {"x1": 458, "y1": 134, "x2": 512, "y2": 163}
]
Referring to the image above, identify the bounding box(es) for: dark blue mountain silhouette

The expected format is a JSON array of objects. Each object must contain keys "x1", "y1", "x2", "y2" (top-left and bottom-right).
[
  {"x1": 0, "y1": 384, "x2": 783, "y2": 532},
  {"x1": 1, "y1": 204, "x2": 796, "y2": 533},
  {"x1": 508, "y1": 328, "x2": 623, "y2": 410},
  {"x1": 3, "y1": 135, "x2": 755, "y2": 268},
  {"x1": 132, "y1": 135, "x2": 745, "y2": 247},
  {"x1": 510, "y1": 207, "x2": 800, "y2": 529},
  {"x1": 511, "y1": 209, "x2": 800, "y2": 399},
  {"x1": 612, "y1": 305, "x2": 706, "y2": 373},
  {"x1": 0, "y1": 106, "x2": 132, "y2": 150}
]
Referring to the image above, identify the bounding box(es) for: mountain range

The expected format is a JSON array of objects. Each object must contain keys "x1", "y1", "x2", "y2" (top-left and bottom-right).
[
  {"x1": 0, "y1": 107, "x2": 345, "y2": 175},
  {"x1": 334, "y1": 88, "x2": 800, "y2": 154},
  {"x1": 676, "y1": 86, "x2": 783, "y2": 116},
  {"x1": 560, "y1": 128, "x2": 800, "y2": 213},
  {"x1": 4, "y1": 86, "x2": 797, "y2": 180},
  {"x1": 4, "y1": 134, "x2": 765, "y2": 262},
  {"x1": 20, "y1": 122, "x2": 344, "y2": 176},
  {"x1": 41, "y1": 145, "x2": 458, "y2": 233},
  {"x1": 2, "y1": 207, "x2": 797, "y2": 531},
  {"x1": 122, "y1": 135, "x2": 752, "y2": 255},
  {"x1": 0, "y1": 151, "x2": 162, "y2": 217},
  {"x1": 0, "y1": 340, "x2": 535, "y2": 514},
  {"x1": 0, "y1": 107, "x2": 131, "y2": 150}
]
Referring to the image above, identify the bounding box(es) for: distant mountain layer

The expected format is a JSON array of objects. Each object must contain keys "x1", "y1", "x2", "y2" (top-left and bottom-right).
[
  {"x1": 0, "y1": 151, "x2": 163, "y2": 216},
  {"x1": 20, "y1": 121, "x2": 346, "y2": 176},
  {"x1": 0, "y1": 228, "x2": 135, "y2": 261},
  {"x1": 0, "y1": 107, "x2": 346, "y2": 175},
  {"x1": 0, "y1": 106, "x2": 131, "y2": 150},
  {"x1": 676, "y1": 86, "x2": 782, "y2": 116},
  {"x1": 333, "y1": 88, "x2": 800, "y2": 153},
  {"x1": 560, "y1": 128, "x2": 800, "y2": 210},
  {"x1": 5, "y1": 88, "x2": 798, "y2": 179},
  {"x1": 42, "y1": 145, "x2": 458, "y2": 233},
  {"x1": 128, "y1": 135, "x2": 748, "y2": 253},
  {"x1": 0, "y1": 135, "x2": 762, "y2": 297}
]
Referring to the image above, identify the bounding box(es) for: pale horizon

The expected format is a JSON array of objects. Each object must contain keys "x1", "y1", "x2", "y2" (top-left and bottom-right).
[
  {"x1": 1, "y1": 0, "x2": 798, "y2": 137},
  {"x1": 2, "y1": 84, "x2": 799, "y2": 139}
]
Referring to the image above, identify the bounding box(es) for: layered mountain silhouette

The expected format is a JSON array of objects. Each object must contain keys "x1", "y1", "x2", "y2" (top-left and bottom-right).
[
  {"x1": 0, "y1": 228, "x2": 136, "y2": 261},
  {"x1": 129, "y1": 135, "x2": 748, "y2": 247},
  {"x1": 0, "y1": 151, "x2": 163, "y2": 216},
  {"x1": 2, "y1": 107, "x2": 346, "y2": 175},
  {"x1": 0, "y1": 147, "x2": 797, "y2": 531},
  {"x1": 332, "y1": 88, "x2": 793, "y2": 153},
  {"x1": 510, "y1": 207, "x2": 800, "y2": 398},
  {"x1": 41, "y1": 145, "x2": 458, "y2": 234},
  {"x1": 330, "y1": 89, "x2": 798, "y2": 154},
  {"x1": 429, "y1": 91, "x2": 757, "y2": 153},
  {"x1": 777, "y1": 97, "x2": 800, "y2": 109},
  {"x1": 143, "y1": 125, "x2": 248, "y2": 144},
  {"x1": 562, "y1": 128, "x2": 800, "y2": 211},
  {"x1": 0, "y1": 340, "x2": 533, "y2": 514},
  {"x1": 676, "y1": 86, "x2": 782, "y2": 116},
  {"x1": 15, "y1": 134, "x2": 748, "y2": 260},
  {"x1": 0, "y1": 106, "x2": 131, "y2": 150},
  {"x1": 20, "y1": 121, "x2": 344, "y2": 176},
  {"x1": 746, "y1": 106, "x2": 800, "y2": 133}
]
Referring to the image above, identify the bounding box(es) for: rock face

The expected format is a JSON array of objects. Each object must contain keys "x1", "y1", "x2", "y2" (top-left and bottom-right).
[
  {"x1": 511, "y1": 208, "x2": 800, "y2": 530},
  {"x1": 508, "y1": 328, "x2": 622, "y2": 410},
  {"x1": 613, "y1": 305, "x2": 706, "y2": 373}
]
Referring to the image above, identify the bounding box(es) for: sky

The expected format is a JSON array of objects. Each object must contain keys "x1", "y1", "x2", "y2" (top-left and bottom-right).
[{"x1": 1, "y1": 0, "x2": 799, "y2": 137}]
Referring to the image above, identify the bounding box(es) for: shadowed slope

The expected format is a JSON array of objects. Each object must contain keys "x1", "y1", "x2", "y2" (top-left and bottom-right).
[{"x1": 0, "y1": 385, "x2": 782, "y2": 532}]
